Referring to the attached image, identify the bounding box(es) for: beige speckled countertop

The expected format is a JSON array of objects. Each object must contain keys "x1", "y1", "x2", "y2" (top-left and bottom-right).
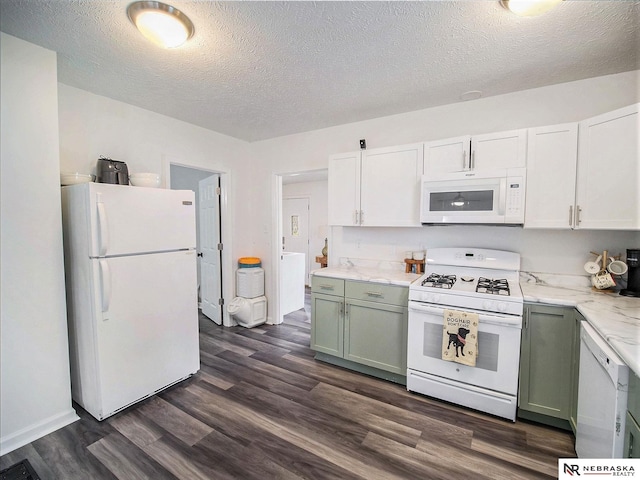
[{"x1": 520, "y1": 272, "x2": 640, "y2": 377}]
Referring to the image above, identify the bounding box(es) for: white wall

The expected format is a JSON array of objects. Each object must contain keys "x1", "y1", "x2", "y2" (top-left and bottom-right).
[
  {"x1": 0, "y1": 33, "x2": 78, "y2": 455},
  {"x1": 250, "y1": 70, "x2": 640, "y2": 285},
  {"x1": 58, "y1": 84, "x2": 248, "y2": 185},
  {"x1": 57, "y1": 84, "x2": 251, "y2": 326},
  {"x1": 283, "y1": 179, "x2": 329, "y2": 282},
  {"x1": 57, "y1": 82, "x2": 249, "y2": 263}
]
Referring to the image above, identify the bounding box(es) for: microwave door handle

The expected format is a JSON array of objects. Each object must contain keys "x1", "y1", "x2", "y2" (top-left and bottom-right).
[{"x1": 498, "y1": 179, "x2": 507, "y2": 215}]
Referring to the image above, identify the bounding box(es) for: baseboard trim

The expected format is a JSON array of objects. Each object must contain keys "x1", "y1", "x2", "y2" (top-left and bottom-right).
[
  {"x1": 315, "y1": 352, "x2": 407, "y2": 385},
  {"x1": 0, "y1": 408, "x2": 79, "y2": 456}
]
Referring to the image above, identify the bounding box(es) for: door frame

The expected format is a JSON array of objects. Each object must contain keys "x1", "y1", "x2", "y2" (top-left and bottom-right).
[
  {"x1": 165, "y1": 158, "x2": 235, "y2": 327},
  {"x1": 271, "y1": 168, "x2": 328, "y2": 325}
]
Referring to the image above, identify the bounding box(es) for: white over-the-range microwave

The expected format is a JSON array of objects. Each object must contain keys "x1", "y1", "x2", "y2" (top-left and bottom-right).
[{"x1": 420, "y1": 168, "x2": 526, "y2": 225}]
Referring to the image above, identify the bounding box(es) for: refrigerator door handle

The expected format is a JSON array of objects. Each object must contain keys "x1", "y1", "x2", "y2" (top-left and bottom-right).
[
  {"x1": 99, "y1": 259, "x2": 111, "y2": 312},
  {"x1": 97, "y1": 197, "x2": 108, "y2": 256}
]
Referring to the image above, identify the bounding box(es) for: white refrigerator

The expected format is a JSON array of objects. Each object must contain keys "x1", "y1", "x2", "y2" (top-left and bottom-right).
[{"x1": 61, "y1": 182, "x2": 199, "y2": 421}]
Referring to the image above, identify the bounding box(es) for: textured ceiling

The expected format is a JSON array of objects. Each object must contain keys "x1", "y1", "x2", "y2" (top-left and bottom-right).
[{"x1": 1, "y1": 1, "x2": 639, "y2": 142}]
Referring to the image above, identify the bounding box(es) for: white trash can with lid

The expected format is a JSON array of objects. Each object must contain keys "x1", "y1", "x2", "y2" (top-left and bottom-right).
[{"x1": 236, "y1": 267, "x2": 264, "y2": 298}]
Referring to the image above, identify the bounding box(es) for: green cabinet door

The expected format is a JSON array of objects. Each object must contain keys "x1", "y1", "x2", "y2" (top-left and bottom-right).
[
  {"x1": 344, "y1": 299, "x2": 407, "y2": 375},
  {"x1": 569, "y1": 311, "x2": 584, "y2": 434},
  {"x1": 310, "y1": 292, "x2": 344, "y2": 356},
  {"x1": 519, "y1": 304, "x2": 576, "y2": 423},
  {"x1": 625, "y1": 372, "x2": 640, "y2": 458},
  {"x1": 625, "y1": 411, "x2": 640, "y2": 458}
]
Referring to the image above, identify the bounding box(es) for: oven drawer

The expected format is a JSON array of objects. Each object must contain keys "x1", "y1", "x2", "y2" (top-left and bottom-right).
[
  {"x1": 311, "y1": 276, "x2": 344, "y2": 296},
  {"x1": 345, "y1": 280, "x2": 408, "y2": 306}
]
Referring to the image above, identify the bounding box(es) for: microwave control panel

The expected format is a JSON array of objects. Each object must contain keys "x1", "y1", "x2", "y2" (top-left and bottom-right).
[{"x1": 505, "y1": 175, "x2": 525, "y2": 222}]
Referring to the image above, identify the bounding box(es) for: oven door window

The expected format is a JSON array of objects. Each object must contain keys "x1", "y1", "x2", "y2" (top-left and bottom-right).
[
  {"x1": 429, "y1": 190, "x2": 494, "y2": 213},
  {"x1": 407, "y1": 307, "x2": 521, "y2": 395},
  {"x1": 421, "y1": 322, "x2": 499, "y2": 371}
]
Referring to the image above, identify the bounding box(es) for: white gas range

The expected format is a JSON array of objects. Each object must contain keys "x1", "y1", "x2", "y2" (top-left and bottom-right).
[{"x1": 407, "y1": 248, "x2": 523, "y2": 421}]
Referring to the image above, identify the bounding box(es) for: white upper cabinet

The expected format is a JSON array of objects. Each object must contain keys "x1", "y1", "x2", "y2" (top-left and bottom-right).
[
  {"x1": 328, "y1": 151, "x2": 361, "y2": 226},
  {"x1": 327, "y1": 143, "x2": 424, "y2": 227},
  {"x1": 423, "y1": 129, "x2": 526, "y2": 175},
  {"x1": 576, "y1": 103, "x2": 639, "y2": 230},
  {"x1": 524, "y1": 123, "x2": 578, "y2": 229},
  {"x1": 471, "y1": 129, "x2": 527, "y2": 171},
  {"x1": 360, "y1": 143, "x2": 424, "y2": 227},
  {"x1": 423, "y1": 135, "x2": 470, "y2": 174}
]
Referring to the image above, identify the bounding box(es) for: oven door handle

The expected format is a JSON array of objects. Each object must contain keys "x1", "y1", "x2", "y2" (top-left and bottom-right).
[{"x1": 408, "y1": 302, "x2": 522, "y2": 328}]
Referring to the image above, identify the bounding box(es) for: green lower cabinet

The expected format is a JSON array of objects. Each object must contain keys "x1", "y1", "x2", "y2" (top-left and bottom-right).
[
  {"x1": 625, "y1": 412, "x2": 640, "y2": 458},
  {"x1": 569, "y1": 311, "x2": 584, "y2": 434},
  {"x1": 625, "y1": 372, "x2": 640, "y2": 458},
  {"x1": 310, "y1": 276, "x2": 408, "y2": 381},
  {"x1": 345, "y1": 299, "x2": 407, "y2": 375},
  {"x1": 310, "y1": 292, "x2": 344, "y2": 357},
  {"x1": 518, "y1": 303, "x2": 577, "y2": 429}
]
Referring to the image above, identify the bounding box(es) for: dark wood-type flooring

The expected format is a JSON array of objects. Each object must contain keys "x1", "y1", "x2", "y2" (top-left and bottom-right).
[{"x1": 1, "y1": 290, "x2": 575, "y2": 479}]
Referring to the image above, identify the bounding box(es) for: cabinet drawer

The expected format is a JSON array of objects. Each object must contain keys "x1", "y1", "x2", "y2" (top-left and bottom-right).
[
  {"x1": 312, "y1": 276, "x2": 345, "y2": 296},
  {"x1": 345, "y1": 281, "x2": 408, "y2": 306}
]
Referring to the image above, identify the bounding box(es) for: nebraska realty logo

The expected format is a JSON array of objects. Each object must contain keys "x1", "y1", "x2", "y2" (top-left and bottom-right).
[{"x1": 559, "y1": 459, "x2": 638, "y2": 478}]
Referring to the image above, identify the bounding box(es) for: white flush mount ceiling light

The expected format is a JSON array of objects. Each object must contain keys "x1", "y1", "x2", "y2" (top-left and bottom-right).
[
  {"x1": 500, "y1": 0, "x2": 563, "y2": 16},
  {"x1": 127, "y1": 1, "x2": 194, "y2": 48}
]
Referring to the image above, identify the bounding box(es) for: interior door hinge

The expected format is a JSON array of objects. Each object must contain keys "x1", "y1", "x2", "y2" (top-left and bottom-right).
[
  {"x1": 215, "y1": 187, "x2": 221, "y2": 195},
  {"x1": 218, "y1": 298, "x2": 224, "y2": 306},
  {"x1": 217, "y1": 243, "x2": 223, "y2": 251}
]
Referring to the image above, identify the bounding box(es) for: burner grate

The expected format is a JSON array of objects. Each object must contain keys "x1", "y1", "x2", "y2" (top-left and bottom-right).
[
  {"x1": 421, "y1": 273, "x2": 457, "y2": 289},
  {"x1": 476, "y1": 277, "x2": 510, "y2": 296}
]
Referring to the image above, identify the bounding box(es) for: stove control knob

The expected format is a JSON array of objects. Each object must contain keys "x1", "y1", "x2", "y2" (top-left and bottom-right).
[
  {"x1": 482, "y1": 301, "x2": 492, "y2": 310},
  {"x1": 497, "y1": 302, "x2": 507, "y2": 312},
  {"x1": 433, "y1": 294, "x2": 441, "y2": 303}
]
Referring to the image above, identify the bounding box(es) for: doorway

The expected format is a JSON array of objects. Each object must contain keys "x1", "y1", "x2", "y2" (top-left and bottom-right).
[
  {"x1": 283, "y1": 196, "x2": 310, "y2": 284},
  {"x1": 272, "y1": 169, "x2": 328, "y2": 325},
  {"x1": 168, "y1": 163, "x2": 232, "y2": 326}
]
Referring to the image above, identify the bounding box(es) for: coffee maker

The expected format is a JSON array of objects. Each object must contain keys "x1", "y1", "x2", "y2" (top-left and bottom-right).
[
  {"x1": 620, "y1": 248, "x2": 640, "y2": 297},
  {"x1": 96, "y1": 157, "x2": 129, "y2": 185}
]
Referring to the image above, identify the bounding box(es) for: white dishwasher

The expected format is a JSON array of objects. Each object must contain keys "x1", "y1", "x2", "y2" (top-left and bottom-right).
[{"x1": 576, "y1": 321, "x2": 629, "y2": 458}]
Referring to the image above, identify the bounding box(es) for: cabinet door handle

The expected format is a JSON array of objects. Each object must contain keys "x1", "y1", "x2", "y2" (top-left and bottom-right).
[
  {"x1": 462, "y1": 149, "x2": 467, "y2": 170},
  {"x1": 360, "y1": 210, "x2": 364, "y2": 225},
  {"x1": 569, "y1": 205, "x2": 573, "y2": 227},
  {"x1": 576, "y1": 205, "x2": 582, "y2": 226},
  {"x1": 365, "y1": 291, "x2": 383, "y2": 297},
  {"x1": 319, "y1": 284, "x2": 335, "y2": 290},
  {"x1": 354, "y1": 210, "x2": 359, "y2": 225},
  {"x1": 524, "y1": 308, "x2": 529, "y2": 330},
  {"x1": 471, "y1": 150, "x2": 475, "y2": 170}
]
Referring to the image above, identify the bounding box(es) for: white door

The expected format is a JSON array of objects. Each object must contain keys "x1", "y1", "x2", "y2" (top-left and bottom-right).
[
  {"x1": 424, "y1": 135, "x2": 471, "y2": 174},
  {"x1": 199, "y1": 175, "x2": 222, "y2": 325},
  {"x1": 576, "y1": 103, "x2": 639, "y2": 230},
  {"x1": 328, "y1": 151, "x2": 361, "y2": 226},
  {"x1": 93, "y1": 251, "x2": 199, "y2": 418},
  {"x1": 85, "y1": 182, "x2": 196, "y2": 257},
  {"x1": 524, "y1": 123, "x2": 578, "y2": 229},
  {"x1": 283, "y1": 197, "x2": 310, "y2": 282},
  {"x1": 360, "y1": 143, "x2": 424, "y2": 226},
  {"x1": 471, "y1": 129, "x2": 527, "y2": 171}
]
